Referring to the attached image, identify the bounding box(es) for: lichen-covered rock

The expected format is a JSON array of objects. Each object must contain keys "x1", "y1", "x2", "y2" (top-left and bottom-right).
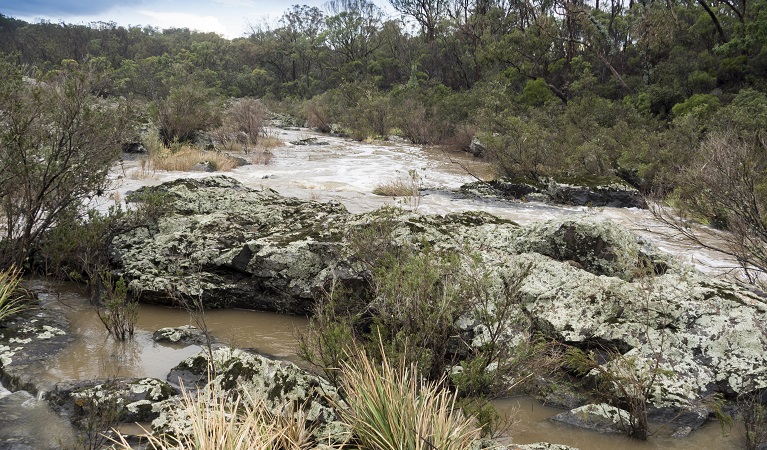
[
  {"x1": 153, "y1": 325, "x2": 213, "y2": 346},
  {"x1": 460, "y1": 175, "x2": 646, "y2": 208},
  {"x1": 110, "y1": 176, "x2": 349, "y2": 314},
  {"x1": 0, "y1": 295, "x2": 73, "y2": 394},
  {"x1": 48, "y1": 377, "x2": 177, "y2": 424},
  {"x1": 107, "y1": 176, "x2": 767, "y2": 421},
  {"x1": 158, "y1": 347, "x2": 346, "y2": 445},
  {"x1": 514, "y1": 219, "x2": 647, "y2": 279},
  {"x1": 550, "y1": 403, "x2": 632, "y2": 434}
]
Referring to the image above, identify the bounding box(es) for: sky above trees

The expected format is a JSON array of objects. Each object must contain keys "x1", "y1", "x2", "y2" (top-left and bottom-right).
[{"x1": 0, "y1": 0, "x2": 393, "y2": 38}]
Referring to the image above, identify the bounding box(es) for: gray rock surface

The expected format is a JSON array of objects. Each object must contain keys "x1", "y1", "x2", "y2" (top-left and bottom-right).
[
  {"x1": 108, "y1": 176, "x2": 767, "y2": 419},
  {"x1": 461, "y1": 176, "x2": 647, "y2": 208},
  {"x1": 550, "y1": 403, "x2": 632, "y2": 434},
  {"x1": 48, "y1": 377, "x2": 177, "y2": 424},
  {"x1": 158, "y1": 347, "x2": 346, "y2": 445}
]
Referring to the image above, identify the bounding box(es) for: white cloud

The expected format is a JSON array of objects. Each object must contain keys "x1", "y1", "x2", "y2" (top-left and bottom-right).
[{"x1": 137, "y1": 10, "x2": 227, "y2": 35}]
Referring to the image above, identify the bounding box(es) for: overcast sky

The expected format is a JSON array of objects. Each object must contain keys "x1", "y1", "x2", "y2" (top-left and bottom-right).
[{"x1": 0, "y1": 0, "x2": 394, "y2": 39}]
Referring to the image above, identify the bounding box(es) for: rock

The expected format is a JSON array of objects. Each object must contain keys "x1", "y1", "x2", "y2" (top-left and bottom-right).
[
  {"x1": 0, "y1": 295, "x2": 74, "y2": 394},
  {"x1": 48, "y1": 377, "x2": 177, "y2": 424},
  {"x1": 153, "y1": 325, "x2": 213, "y2": 346},
  {"x1": 543, "y1": 177, "x2": 647, "y2": 209},
  {"x1": 159, "y1": 347, "x2": 346, "y2": 445},
  {"x1": 469, "y1": 136, "x2": 487, "y2": 157},
  {"x1": 122, "y1": 142, "x2": 146, "y2": 154},
  {"x1": 550, "y1": 403, "x2": 631, "y2": 434},
  {"x1": 191, "y1": 161, "x2": 214, "y2": 172},
  {"x1": 514, "y1": 218, "x2": 647, "y2": 279},
  {"x1": 108, "y1": 176, "x2": 767, "y2": 420},
  {"x1": 460, "y1": 176, "x2": 646, "y2": 209},
  {"x1": 110, "y1": 176, "x2": 350, "y2": 314}
]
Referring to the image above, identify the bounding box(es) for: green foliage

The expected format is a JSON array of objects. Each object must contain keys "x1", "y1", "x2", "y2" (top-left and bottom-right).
[
  {"x1": 0, "y1": 55, "x2": 136, "y2": 268},
  {"x1": 519, "y1": 78, "x2": 557, "y2": 107},
  {"x1": 671, "y1": 93, "x2": 720, "y2": 119},
  {"x1": 96, "y1": 272, "x2": 138, "y2": 341}
]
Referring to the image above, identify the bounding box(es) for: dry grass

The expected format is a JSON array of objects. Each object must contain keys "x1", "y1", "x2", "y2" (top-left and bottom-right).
[
  {"x1": 150, "y1": 146, "x2": 239, "y2": 172},
  {"x1": 338, "y1": 346, "x2": 482, "y2": 450},
  {"x1": 110, "y1": 380, "x2": 315, "y2": 450},
  {"x1": 372, "y1": 170, "x2": 422, "y2": 197}
]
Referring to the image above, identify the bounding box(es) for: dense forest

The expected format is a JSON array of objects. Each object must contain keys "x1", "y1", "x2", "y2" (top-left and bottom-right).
[{"x1": 1, "y1": 0, "x2": 767, "y2": 272}]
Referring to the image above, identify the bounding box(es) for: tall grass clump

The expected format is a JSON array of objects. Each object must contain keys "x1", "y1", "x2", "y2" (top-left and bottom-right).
[
  {"x1": 338, "y1": 346, "x2": 482, "y2": 450},
  {"x1": 0, "y1": 266, "x2": 25, "y2": 322},
  {"x1": 111, "y1": 380, "x2": 315, "y2": 450}
]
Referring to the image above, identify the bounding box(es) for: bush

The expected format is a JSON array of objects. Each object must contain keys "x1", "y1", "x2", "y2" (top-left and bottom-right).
[
  {"x1": 154, "y1": 80, "x2": 221, "y2": 145},
  {"x1": 96, "y1": 272, "x2": 138, "y2": 341},
  {"x1": 0, "y1": 56, "x2": 135, "y2": 268}
]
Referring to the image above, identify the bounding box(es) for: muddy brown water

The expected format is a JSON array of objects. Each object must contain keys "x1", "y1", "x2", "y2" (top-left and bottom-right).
[
  {"x1": 24, "y1": 278, "x2": 308, "y2": 388},
  {"x1": 4, "y1": 279, "x2": 742, "y2": 449}
]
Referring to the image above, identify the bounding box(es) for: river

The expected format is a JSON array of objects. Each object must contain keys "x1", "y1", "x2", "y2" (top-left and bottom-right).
[{"x1": 1, "y1": 127, "x2": 750, "y2": 449}]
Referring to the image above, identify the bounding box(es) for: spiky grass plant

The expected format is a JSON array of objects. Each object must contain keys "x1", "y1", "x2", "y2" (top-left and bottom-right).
[
  {"x1": 338, "y1": 347, "x2": 482, "y2": 450},
  {"x1": 0, "y1": 266, "x2": 26, "y2": 323},
  {"x1": 110, "y1": 380, "x2": 315, "y2": 450}
]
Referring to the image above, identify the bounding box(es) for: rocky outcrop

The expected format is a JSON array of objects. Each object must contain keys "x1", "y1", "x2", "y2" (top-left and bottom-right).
[
  {"x1": 157, "y1": 347, "x2": 346, "y2": 445},
  {"x1": 110, "y1": 176, "x2": 349, "y2": 314},
  {"x1": 48, "y1": 377, "x2": 177, "y2": 424},
  {"x1": 108, "y1": 176, "x2": 767, "y2": 425},
  {"x1": 461, "y1": 176, "x2": 647, "y2": 208}
]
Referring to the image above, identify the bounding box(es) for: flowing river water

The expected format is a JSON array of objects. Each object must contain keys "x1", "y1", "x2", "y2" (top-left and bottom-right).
[{"x1": 1, "y1": 127, "x2": 750, "y2": 448}]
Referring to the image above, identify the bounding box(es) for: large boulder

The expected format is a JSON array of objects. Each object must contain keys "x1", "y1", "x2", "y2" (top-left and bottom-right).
[{"x1": 110, "y1": 176, "x2": 350, "y2": 314}]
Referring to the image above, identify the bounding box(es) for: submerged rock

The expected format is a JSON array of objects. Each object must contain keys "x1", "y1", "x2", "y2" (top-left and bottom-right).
[{"x1": 551, "y1": 403, "x2": 632, "y2": 434}]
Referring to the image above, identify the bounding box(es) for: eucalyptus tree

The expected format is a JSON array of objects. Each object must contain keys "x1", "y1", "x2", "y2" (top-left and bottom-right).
[{"x1": 324, "y1": 0, "x2": 384, "y2": 78}]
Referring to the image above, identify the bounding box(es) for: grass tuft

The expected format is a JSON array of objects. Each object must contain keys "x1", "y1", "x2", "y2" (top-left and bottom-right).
[
  {"x1": 338, "y1": 346, "x2": 482, "y2": 450},
  {"x1": 0, "y1": 266, "x2": 26, "y2": 322},
  {"x1": 110, "y1": 380, "x2": 315, "y2": 450}
]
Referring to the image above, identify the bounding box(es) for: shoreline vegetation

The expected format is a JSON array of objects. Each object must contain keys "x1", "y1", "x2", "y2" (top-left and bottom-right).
[{"x1": 1, "y1": 0, "x2": 767, "y2": 447}]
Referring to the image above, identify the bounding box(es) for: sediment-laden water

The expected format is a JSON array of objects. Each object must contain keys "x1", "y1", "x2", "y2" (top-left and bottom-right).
[{"x1": 2, "y1": 127, "x2": 751, "y2": 449}]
